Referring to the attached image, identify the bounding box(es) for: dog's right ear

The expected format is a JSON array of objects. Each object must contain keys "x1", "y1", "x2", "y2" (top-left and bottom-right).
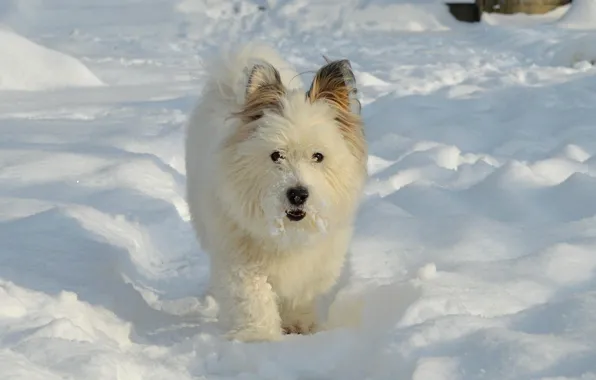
[
  {"x1": 245, "y1": 62, "x2": 283, "y2": 98},
  {"x1": 235, "y1": 62, "x2": 286, "y2": 123}
]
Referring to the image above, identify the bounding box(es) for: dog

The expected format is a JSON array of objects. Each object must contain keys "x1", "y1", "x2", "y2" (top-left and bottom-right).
[{"x1": 184, "y1": 43, "x2": 368, "y2": 342}]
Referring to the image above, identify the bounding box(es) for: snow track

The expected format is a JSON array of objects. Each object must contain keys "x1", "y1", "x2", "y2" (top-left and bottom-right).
[{"x1": 1, "y1": 1, "x2": 596, "y2": 379}]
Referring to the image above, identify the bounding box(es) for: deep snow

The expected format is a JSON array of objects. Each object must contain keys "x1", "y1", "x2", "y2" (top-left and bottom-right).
[
  {"x1": 1, "y1": 0, "x2": 596, "y2": 379},
  {"x1": 0, "y1": 27, "x2": 104, "y2": 91}
]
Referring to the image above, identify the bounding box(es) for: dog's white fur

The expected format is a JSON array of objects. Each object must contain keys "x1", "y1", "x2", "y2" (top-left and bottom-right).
[{"x1": 185, "y1": 43, "x2": 367, "y2": 342}]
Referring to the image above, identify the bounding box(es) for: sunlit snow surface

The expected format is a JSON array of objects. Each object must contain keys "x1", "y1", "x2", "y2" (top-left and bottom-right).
[{"x1": 1, "y1": 1, "x2": 596, "y2": 379}]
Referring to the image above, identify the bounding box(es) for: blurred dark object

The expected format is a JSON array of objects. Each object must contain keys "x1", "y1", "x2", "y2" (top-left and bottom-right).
[{"x1": 446, "y1": 2, "x2": 482, "y2": 22}]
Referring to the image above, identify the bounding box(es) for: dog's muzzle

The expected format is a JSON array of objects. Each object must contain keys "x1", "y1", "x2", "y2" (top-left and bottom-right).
[
  {"x1": 286, "y1": 186, "x2": 309, "y2": 206},
  {"x1": 285, "y1": 186, "x2": 308, "y2": 221},
  {"x1": 285, "y1": 209, "x2": 306, "y2": 221}
]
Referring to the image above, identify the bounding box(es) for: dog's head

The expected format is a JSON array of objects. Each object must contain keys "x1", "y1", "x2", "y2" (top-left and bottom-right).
[{"x1": 218, "y1": 58, "x2": 367, "y2": 246}]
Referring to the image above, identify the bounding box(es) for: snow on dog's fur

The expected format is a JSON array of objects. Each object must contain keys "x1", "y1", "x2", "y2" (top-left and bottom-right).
[{"x1": 185, "y1": 43, "x2": 367, "y2": 342}]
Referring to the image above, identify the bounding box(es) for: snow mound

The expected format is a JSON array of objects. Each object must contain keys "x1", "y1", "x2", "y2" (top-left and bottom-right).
[
  {"x1": 2, "y1": 0, "x2": 596, "y2": 378},
  {"x1": 176, "y1": 0, "x2": 261, "y2": 18},
  {"x1": 0, "y1": 27, "x2": 104, "y2": 91},
  {"x1": 268, "y1": 0, "x2": 459, "y2": 33},
  {"x1": 558, "y1": 0, "x2": 596, "y2": 29},
  {"x1": 176, "y1": 0, "x2": 459, "y2": 32},
  {"x1": 472, "y1": 11, "x2": 596, "y2": 68}
]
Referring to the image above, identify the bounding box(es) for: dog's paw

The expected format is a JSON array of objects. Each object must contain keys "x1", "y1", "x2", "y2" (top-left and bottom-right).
[
  {"x1": 282, "y1": 321, "x2": 317, "y2": 335},
  {"x1": 226, "y1": 327, "x2": 283, "y2": 343}
]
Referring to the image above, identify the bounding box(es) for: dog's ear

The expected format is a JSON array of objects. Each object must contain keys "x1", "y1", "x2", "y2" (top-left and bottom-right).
[
  {"x1": 235, "y1": 62, "x2": 286, "y2": 123},
  {"x1": 307, "y1": 59, "x2": 361, "y2": 115},
  {"x1": 245, "y1": 62, "x2": 283, "y2": 98},
  {"x1": 307, "y1": 59, "x2": 367, "y2": 166}
]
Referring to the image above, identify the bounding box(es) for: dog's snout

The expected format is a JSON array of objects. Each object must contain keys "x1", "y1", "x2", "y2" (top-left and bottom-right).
[{"x1": 287, "y1": 186, "x2": 309, "y2": 206}]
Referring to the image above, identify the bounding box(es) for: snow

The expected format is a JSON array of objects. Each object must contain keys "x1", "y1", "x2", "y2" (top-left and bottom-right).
[
  {"x1": 1, "y1": 0, "x2": 596, "y2": 379},
  {"x1": 559, "y1": 0, "x2": 596, "y2": 29},
  {"x1": 0, "y1": 27, "x2": 104, "y2": 91}
]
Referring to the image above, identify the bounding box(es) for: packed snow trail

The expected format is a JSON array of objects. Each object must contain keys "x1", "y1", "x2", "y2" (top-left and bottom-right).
[{"x1": 1, "y1": 1, "x2": 596, "y2": 379}]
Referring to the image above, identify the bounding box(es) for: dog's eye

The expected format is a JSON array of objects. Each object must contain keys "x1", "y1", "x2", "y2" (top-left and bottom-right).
[
  {"x1": 312, "y1": 152, "x2": 324, "y2": 163},
  {"x1": 271, "y1": 151, "x2": 284, "y2": 163}
]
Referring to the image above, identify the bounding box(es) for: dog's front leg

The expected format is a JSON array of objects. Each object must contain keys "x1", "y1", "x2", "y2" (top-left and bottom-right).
[
  {"x1": 212, "y1": 265, "x2": 283, "y2": 342},
  {"x1": 280, "y1": 298, "x2": 318, "y2": 335}
]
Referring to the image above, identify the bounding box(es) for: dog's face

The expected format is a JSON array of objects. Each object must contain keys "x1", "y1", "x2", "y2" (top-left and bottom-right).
[{"x1": 218, "y1": 59, "x2": 367, "y2": 246}]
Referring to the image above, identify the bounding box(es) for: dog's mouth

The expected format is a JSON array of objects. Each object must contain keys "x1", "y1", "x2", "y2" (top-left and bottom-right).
[{"x1": 285, "y1": 209, "x2": 306, "y2": 222}]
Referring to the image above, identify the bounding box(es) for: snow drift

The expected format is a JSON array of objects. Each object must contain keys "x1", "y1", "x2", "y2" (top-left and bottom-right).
[
  {"x1": 479, "y1": 5, "x2": 596, "y2": 68},
  {"x1": 1, "y1": 0, "x2": 596, "y2": 379},
  {"x1": 176, "y1": 0, "x2": 460, "y2": 32},
  {"x1": 558, "y1": 0, "x2": 596, "y2": 29},
  {"x1": 0, "y1": 27, "x2": 104, "y2": 91}
]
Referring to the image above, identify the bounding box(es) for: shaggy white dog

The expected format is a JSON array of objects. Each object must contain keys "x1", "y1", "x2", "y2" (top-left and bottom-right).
[{"x1": 185, "y1": 43, "x2": 368, "y2": 342}]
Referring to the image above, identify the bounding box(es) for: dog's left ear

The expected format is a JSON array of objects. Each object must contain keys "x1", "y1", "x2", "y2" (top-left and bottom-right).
[{"x1": 307, "y1": 59, "x2": 361, "y2": 115}]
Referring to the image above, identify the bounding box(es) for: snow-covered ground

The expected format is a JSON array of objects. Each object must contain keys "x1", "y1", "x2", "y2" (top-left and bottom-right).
[{"x1": 2, "y1": 0, "x2": 596, "y2": 379}]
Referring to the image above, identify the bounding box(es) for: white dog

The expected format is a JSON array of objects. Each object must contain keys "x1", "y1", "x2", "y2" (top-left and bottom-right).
[{"x1": 185, "y1": 43, "x2": 368, "y2": 342}]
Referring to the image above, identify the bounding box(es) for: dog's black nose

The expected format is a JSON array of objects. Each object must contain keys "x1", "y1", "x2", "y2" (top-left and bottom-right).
[{"x1": 287, "y1": 186, "x2": 309, "y2": 206}]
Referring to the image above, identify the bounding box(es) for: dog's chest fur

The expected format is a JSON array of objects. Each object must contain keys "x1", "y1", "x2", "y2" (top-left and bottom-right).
[{"x1": 260, "y1": 229, "x2": 350, "y2": 303}]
